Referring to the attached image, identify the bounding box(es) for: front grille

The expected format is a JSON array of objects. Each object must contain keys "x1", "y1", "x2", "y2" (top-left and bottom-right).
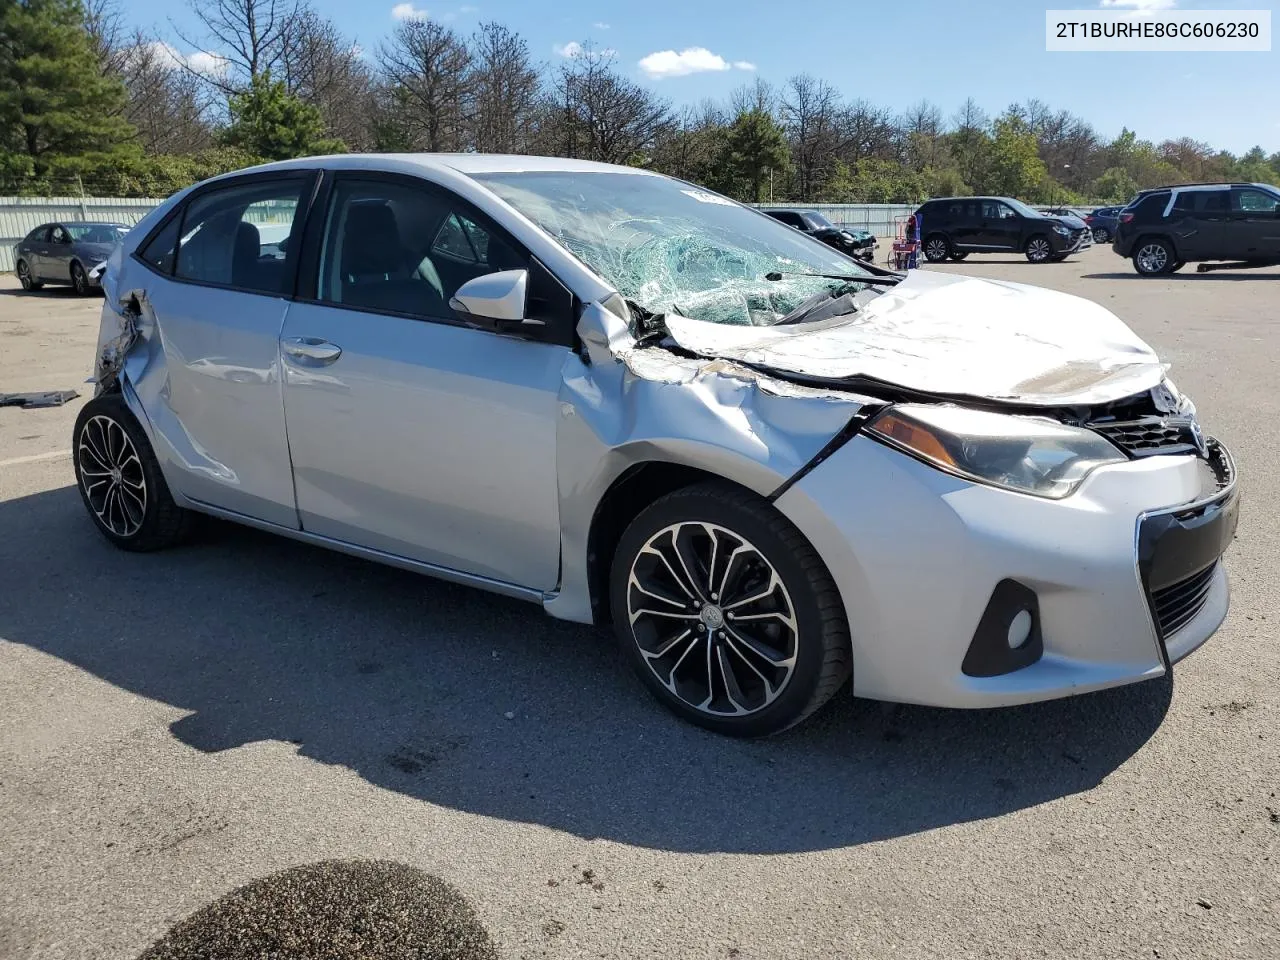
[
  {"x1": 1151, "y1": 563, "x2": 1216, "y2": 637},
  {"x1": 1092, "y1": 417, "x2": 1199, "y2": 457}
]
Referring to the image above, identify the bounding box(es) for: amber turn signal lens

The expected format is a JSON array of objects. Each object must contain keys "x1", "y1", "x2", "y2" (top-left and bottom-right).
[{"x1": 869, "y1": 412, "x2": 958, "y2": 468}]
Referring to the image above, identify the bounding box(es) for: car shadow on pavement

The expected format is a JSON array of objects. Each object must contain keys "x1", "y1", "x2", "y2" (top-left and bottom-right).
[{"x1": 0, "y1": 485, "x2": 1173, "y2": 855}]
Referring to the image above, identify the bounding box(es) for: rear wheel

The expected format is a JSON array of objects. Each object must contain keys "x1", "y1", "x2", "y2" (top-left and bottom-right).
[
  {"x1": 1025, "y1": 235, "x2": 1053, "y2": 263},
  {"x1": 73, "y1": 394, "x2": 194, "y2": 551},
  {"x1": 1133, "y1": 239, "x2": 1174, "y2": 275},
  {"x1": 16, "y1": 259, "x2": 42, "y2": 291},
  {"x1": 1092, "y1": 227, "x2": 1110, "y2": 244},
  {"x1": 70, "y1": 261, "x2": 90, "y2": 295},
  {"x1": 923, "y1": 234, "x2": 951, "y2": 263},
  {"x1": 610, "y1": 482, "x2": 851, "y2": 737}
]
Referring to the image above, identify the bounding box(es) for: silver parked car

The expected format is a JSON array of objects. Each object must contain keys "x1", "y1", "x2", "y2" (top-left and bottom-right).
[
  {"x1": 76, "y1": 155, "x2": 1239, "y2": 736},
  {"x1": 13, "y1": 221, "x2": 129, "y2": 294}
]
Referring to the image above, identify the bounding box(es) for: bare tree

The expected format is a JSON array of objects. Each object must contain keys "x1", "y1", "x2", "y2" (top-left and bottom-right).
[
  {"x1": 84, "y1": 0, "x2": 130, "y2": 75},
  {"x1": 783, "y1": 73, "x2": 841, "y2": 201},
  {"x1": 729, "y1": 76, "x2": 777, "y2": 119},
  {"x1": 900, "y1": 99, "x2": 946, "y2": 169},
  {"x1": 467, "y1": 22, "x2": 540, "y2": 153},
  {"x1": 174, "y1": 0, "x2": 302, "y2": 93},
  {"x1": 536, "y1": 48, "x2": 670, "y2": 164},
  {"x1": 378, "y1": 19, "x2": 473, "y2": 151},
  {"x1": 836, "y1": 99, "x2": 897, "y2": 162},
  {"x1": 279, "y1": 11, "x2": 375, "y2": 148},
  {"x1": 119, "y1": 33, "x2": 215, "y2": 153}
]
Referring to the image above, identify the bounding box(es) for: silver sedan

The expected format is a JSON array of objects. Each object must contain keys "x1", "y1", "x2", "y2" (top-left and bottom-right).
[{"x1": 75, "y1": 155, "x2": 1238, "y2": 736}]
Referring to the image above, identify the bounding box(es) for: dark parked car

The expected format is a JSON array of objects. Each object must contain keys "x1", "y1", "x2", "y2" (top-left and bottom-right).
[
  {"x1": 1112, "y1": 182, "x2": 1280, "y2": 275},
  {"x1": 12, "y1": 221, "x2": 129, "y2": 294},
  {"x1": 915, "y1": 196, "x2": 1090, "y2": 264},
  {"x1": 763, "y1": 209, "x2": 877, "y2": 260},
  {"x1": 1085, "y1": 205, "x2": 1123, "y2": 243}
]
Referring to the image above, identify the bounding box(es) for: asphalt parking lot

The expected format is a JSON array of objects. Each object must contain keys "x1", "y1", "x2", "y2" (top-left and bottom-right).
[{"x1": 1, "y1": 245, "x2": 1277, "y2": 959}]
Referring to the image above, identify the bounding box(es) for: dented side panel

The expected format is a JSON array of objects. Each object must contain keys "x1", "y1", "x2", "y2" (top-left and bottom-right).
[
  {"x1": 544, "y1": 302, "x2": 873, "y2": 623},
  {"x1": 101, "y1": 259, "x2": 300, "y2": 528}
]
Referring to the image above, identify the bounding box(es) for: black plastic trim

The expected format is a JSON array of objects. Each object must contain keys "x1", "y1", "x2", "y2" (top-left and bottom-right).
[
  {"x1": 961, "y1": 579, "x2": 1045, "y2": 678},
  {"x1": 767, "y1": 406, "x2": 883, "y2": 502}
]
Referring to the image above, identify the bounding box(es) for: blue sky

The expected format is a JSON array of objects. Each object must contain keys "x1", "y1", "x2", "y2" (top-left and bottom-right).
[{"x1": 131, "y1": 0, "x2": 1277, "y2": 153}]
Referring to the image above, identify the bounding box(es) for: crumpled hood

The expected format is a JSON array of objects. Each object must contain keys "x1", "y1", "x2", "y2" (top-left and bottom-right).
[{"x1": 661, "y1": 269, "x2": 1167, "y2": 406}]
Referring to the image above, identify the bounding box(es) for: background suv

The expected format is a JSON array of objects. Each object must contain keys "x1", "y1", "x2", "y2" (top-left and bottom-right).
[
  {"x1": 1086, "y1": 206, "x2": 1123, "y2": 243},
  {"x1": 1112, "y1": 182, "x2": 1280, "y2": 275},
  {"x1": 915, "y1": 196, "x2": 1089, "y2": 264}
]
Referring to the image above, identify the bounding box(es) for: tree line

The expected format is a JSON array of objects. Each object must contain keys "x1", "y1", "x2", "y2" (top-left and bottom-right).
[{"x1": 3, "y1": 0, "x2": 1278, "y2": 202}]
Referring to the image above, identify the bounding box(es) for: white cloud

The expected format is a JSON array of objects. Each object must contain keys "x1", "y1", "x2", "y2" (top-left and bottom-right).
[
  {"x1": 186, "y1": 50, "x2": 231, "y2": 78},
  {"x1": 639, "y1": 47, "x2": 734, "y2": 79},
  {"x1": 732, "y1": 60, "x2": 756, "y2": 71},
  {"x1": 554, "y1": 40, "x2": 582, "y2": 58},
  {"x1": 593, "y1": 21, "x2": 610, "y2": 30},
  {"x1": 391, "y1": 3, "x2": 427, "y2": 20},
  {"x1": 1099, "y1": 0, "x2": 1176, "y2": 9}
]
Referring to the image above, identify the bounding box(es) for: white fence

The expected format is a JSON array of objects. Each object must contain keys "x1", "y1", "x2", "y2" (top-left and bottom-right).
[{"x1": 1, "y1": 197, "x2": 162, "y2": 271}]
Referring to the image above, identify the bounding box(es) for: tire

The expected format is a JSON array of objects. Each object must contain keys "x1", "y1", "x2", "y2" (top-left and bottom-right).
[
  {"x1": 1025, "y1": 235, "x2": 1053, "y2": 263},
  {"x1": 923, "y1": 234, "x2": 951, "y2": 263},
  {"x1": 70, "y1": 260, "x2": 90, "y2": 296},
  {"x1": 947, "y1": 251, "x2": 969, "y2": 261},
  {"x1": 1092, "y1": 228, "x2": 1110, "y2": 244},
  {"x1": 609, "y1": 482, "x2": 851, "y2": 737},
  {"x1": 1049, "y1": 253, "x2": 1068, "y2": 262},
  {"x1": 1133, "y1": 238, "x2": 1175, "y2": 275},
  {"x1": 16, "y1": 259, "x2": 43, "y2": 291},
  {"x1": 73, "y1": 394, "x2": 194, "y2": 551}
]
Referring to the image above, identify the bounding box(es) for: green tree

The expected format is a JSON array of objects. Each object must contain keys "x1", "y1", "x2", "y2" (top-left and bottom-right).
[
  {"x1": 986, "y1": 113, "x2": 1046, "y2": 199},
  {"x1": 0, "y1": 0, "x2": 136, "y2": 186},
  {"x1": 221, "y1": 73, "x2": 346, "y2": 161},
  {"x1": 723, "y1": 108, "x2": 789, "y2": 202},
  {"x1": 1091, "y1": 166, "x2": 1139, "y2": 203}
]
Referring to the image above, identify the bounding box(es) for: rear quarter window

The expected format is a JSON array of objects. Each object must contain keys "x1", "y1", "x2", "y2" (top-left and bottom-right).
[{"x1": 1130, "y1": 192, "x2": 1171, "y2": 221}]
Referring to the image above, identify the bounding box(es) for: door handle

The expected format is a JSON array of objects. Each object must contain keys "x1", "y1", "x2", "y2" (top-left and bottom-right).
[{"x1": 282, "y1": 337, "x2": 342, "y2": 364}]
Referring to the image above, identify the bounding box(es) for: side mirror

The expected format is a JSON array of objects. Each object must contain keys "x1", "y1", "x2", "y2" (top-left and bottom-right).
[{"x1": 449, "y1": 269, "x2": 539, "y2": 330}]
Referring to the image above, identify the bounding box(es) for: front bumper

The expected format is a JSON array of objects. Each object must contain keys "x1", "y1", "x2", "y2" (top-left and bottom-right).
[
  {"x1": 775, "y1": 434, "x2": 1237, "y2": 708},
  {"x1": 86, "y1": 262, "x2": 107, "y2": 287}
]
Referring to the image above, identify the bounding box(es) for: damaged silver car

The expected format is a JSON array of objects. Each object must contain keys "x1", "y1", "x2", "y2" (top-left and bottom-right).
[{"x1": 76, "y1": 155, "x2": 1239, "y2": 736}]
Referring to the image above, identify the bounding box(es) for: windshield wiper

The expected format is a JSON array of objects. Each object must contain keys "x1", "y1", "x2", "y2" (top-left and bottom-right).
[{"x1": 765, "y1": 270, "x2": 901, "y2": 287}]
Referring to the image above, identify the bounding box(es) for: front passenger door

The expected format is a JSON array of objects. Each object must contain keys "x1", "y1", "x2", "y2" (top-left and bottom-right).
[
  {"x1": 279, "y1": 174, "x2": 573, "y2": 591},
  {"x1": 1227, "y1": 187, "x2": 1280, "y2": 260}
]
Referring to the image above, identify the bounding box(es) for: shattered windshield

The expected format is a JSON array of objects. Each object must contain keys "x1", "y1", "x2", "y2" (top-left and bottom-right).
[{"x1": 474, "y1": 171, "x2": 876, "y2": 326}]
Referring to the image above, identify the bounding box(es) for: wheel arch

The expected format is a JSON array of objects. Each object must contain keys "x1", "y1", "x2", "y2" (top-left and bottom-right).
[{"x1": 584, "y1": 461, "x2": 764, "y2": 627}]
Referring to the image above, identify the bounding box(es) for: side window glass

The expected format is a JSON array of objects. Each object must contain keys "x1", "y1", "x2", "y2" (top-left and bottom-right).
[
  {"x1": 1200, "y1": 190, "x2": 1229, "y2": 214},
  {"x1": 174, "y1": 180, "x2": 303, "y2": 294},
  {"x1": 318, "y1": 179, "x2": 527, "y2": 320},
  {"x1": 51, "y1": 225, "x2": 69, "y2": 244},
  {"x1": 138, "y1": 215, "x2": 182, "y2": 275},
  {"x1": 1233, "y1": 189, "x2": 1279, "y2": 214}
]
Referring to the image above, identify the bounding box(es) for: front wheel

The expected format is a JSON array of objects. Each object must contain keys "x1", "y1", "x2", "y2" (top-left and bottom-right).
[
  {"x1": 70, "y1": 261, "x2": 90, "y2": 295},
  {"x1": 16, "y1": 259, "x2": 43, "y2": 291},
  {"x1": 1025, "y1": 235, "x2": 1053, "y2": 263},
  {"x1": 923, "y1": 234, "x2": 951, "y2": 263},
  {"x1": 610, "y1": 483, "x2": 851, "y2": 737},
  {"x1": 73, "y1": 394, "x2": 195, "y2": 551},
  {"x1": 1133, "y1": 239, "x2": 1174, "y2": 275}
]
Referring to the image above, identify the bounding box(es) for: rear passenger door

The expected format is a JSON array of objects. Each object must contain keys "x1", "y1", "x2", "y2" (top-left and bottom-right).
[
  {"x1": 278, "y1": 173, "x2": 573, "y2": 590},
  {"x1": 1169, "y1": 189, "x2": 1229, "y2": 260},
  {"x1": 123, "y1": 171, "x2": 315, "y2": 526},
  {"x1": 975, "y1": 201, "x2": 1020, "y2": 250},
  {"x1": 1226, "y1": 187, "x2": 1280, "y2": 260},
  {"x1": 23, "y1": 226, "x2": 52, "y2": 278}
]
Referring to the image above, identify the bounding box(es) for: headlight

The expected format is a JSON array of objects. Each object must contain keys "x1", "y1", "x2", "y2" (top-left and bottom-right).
[
  {"x1": 1052, "y1": 224, "x2": 1070, "y2": 236},
  {"x1": 865, "y1": 404, "x2": 1126, "y2": 499}
]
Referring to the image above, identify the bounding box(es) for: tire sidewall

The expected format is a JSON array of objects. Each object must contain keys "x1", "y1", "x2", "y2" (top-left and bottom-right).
[
  {"x1": 609, "y1": 488, "x2": 840, "y2": 737},
  {"x1": 73, "y1": 395, "x2": 170, "y2": 549},
  {"x1": 71, "y1": 261, "x2": 87, "y2": 295},
  {"x1": 17, "y1": 259, "x2": 33, "y2": 290}
]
